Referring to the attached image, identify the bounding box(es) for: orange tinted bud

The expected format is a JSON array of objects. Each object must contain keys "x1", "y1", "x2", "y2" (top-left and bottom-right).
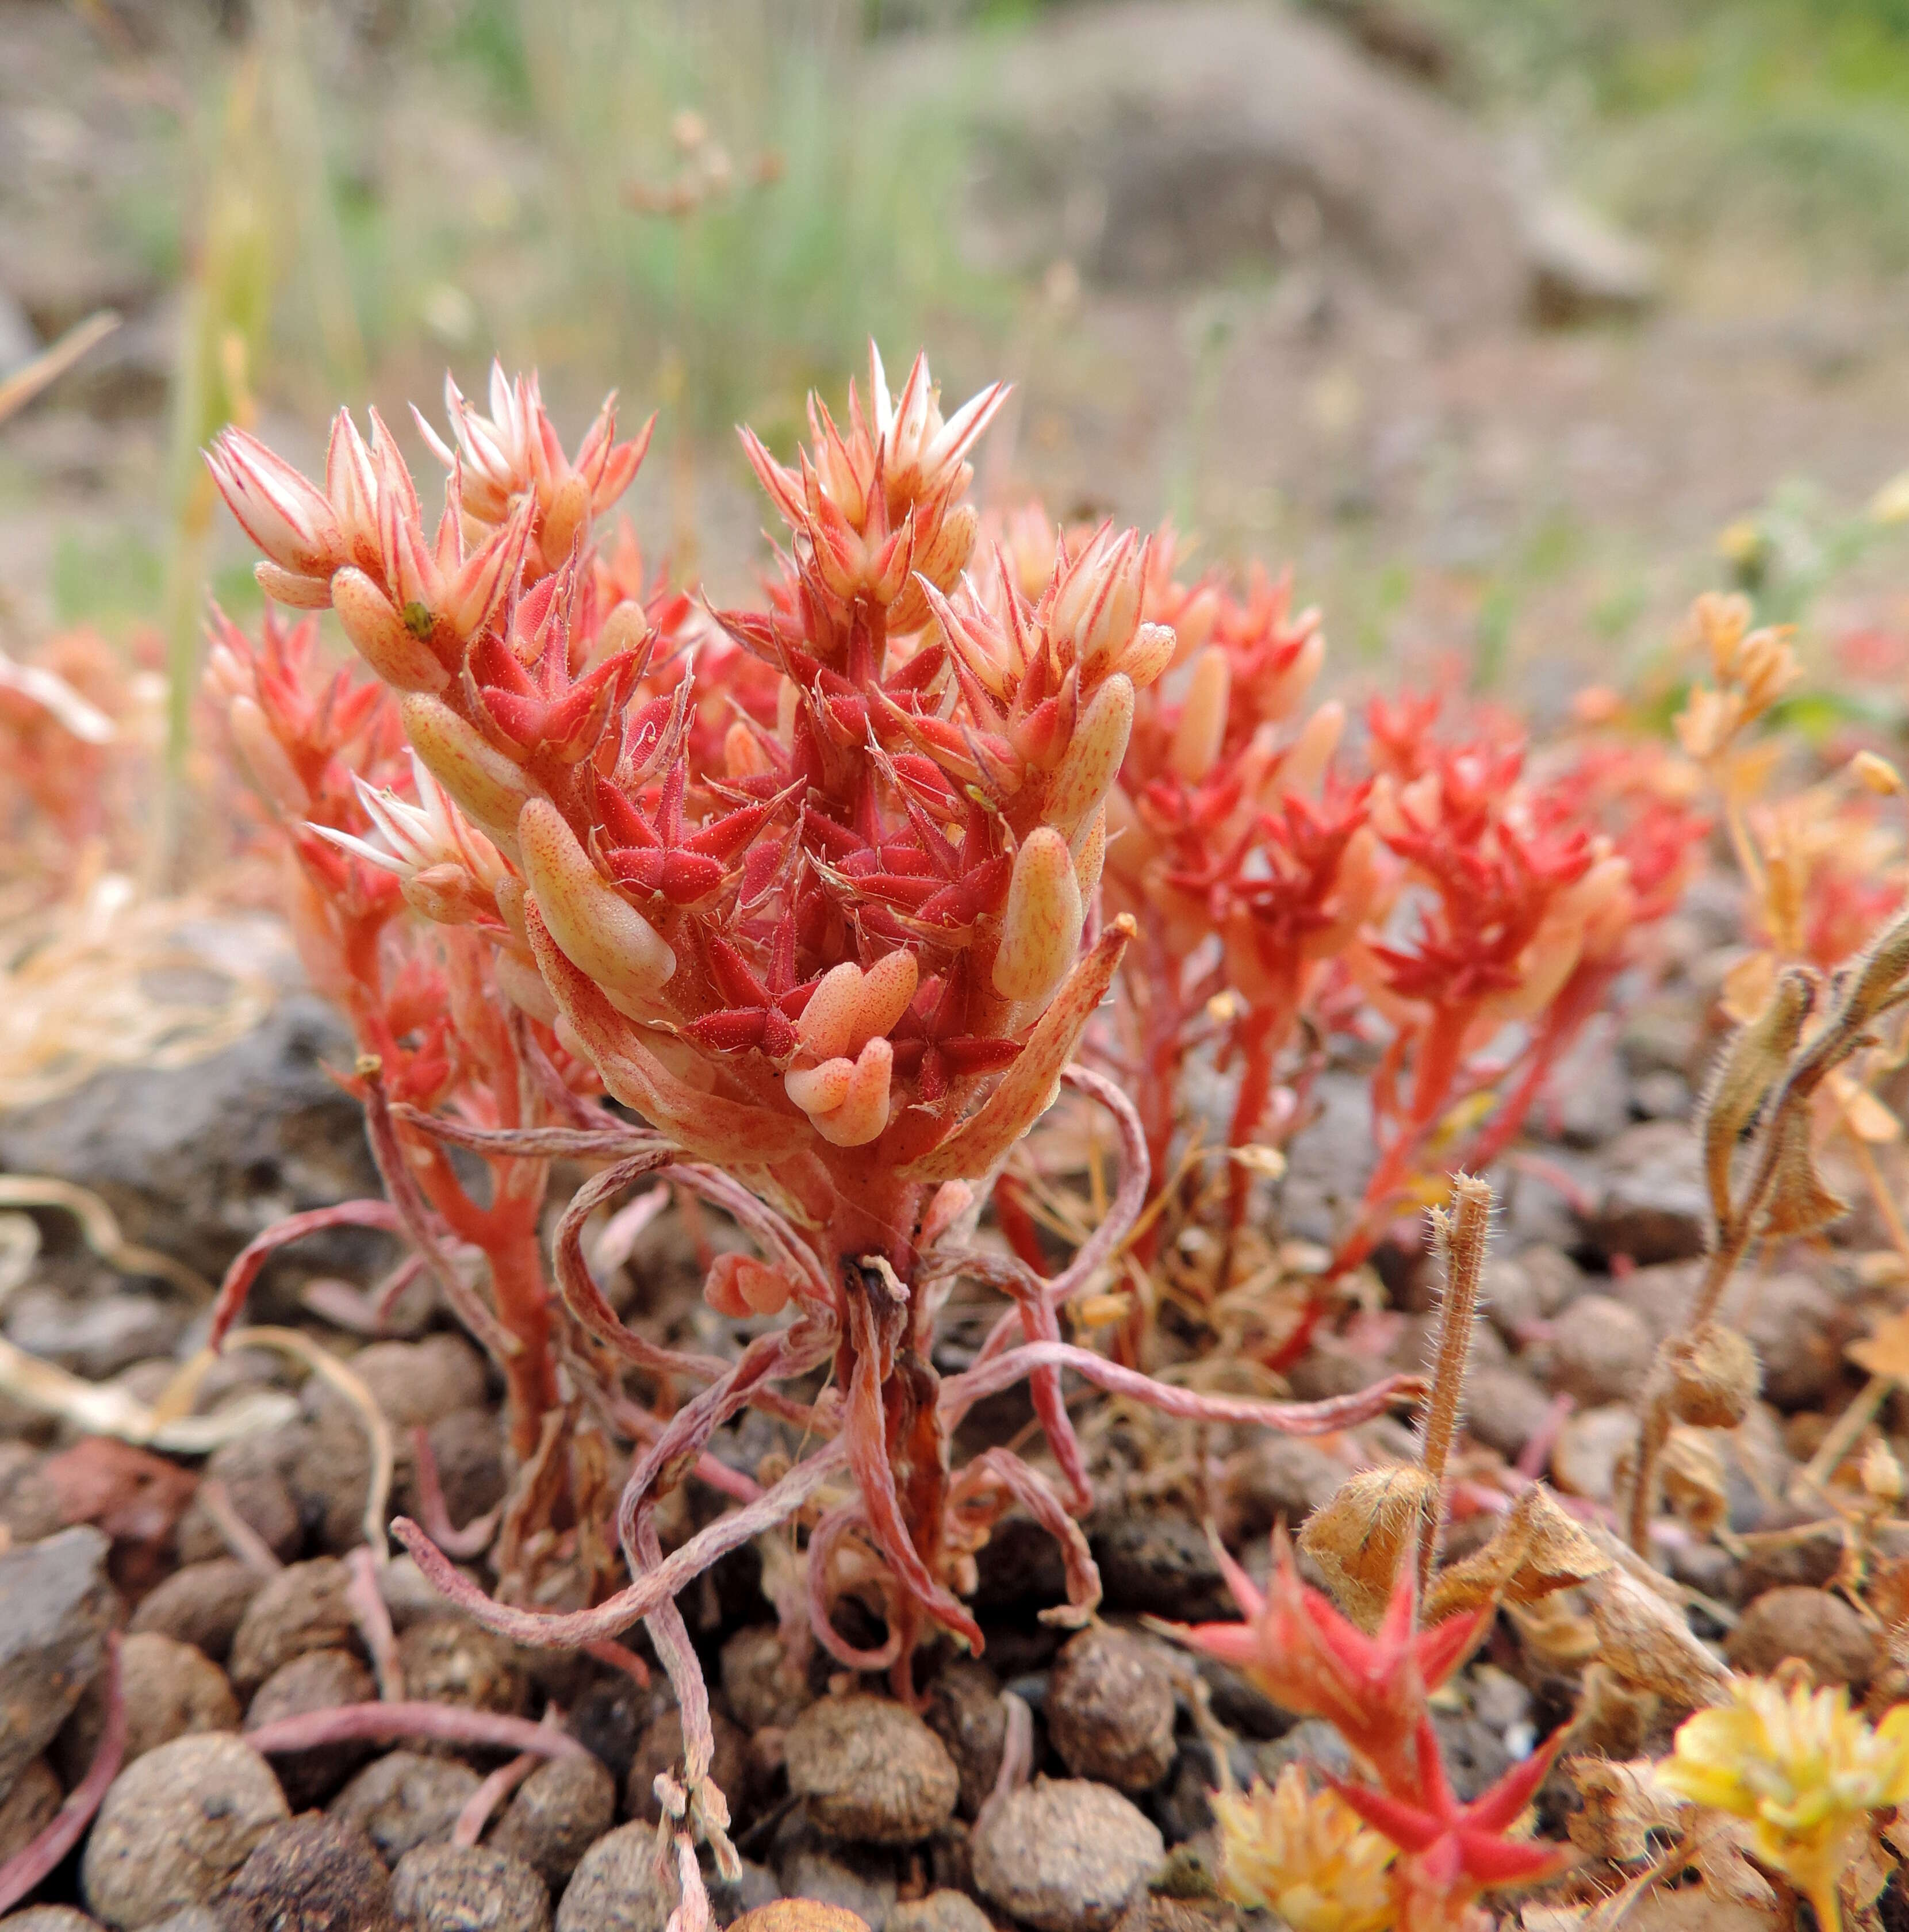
[
  {"x1": 994, "y1": 826, "x2": 1084, "y2": 1004},
  {"x1": 706, "y1": 1254, "x2": 793, "y2": 1319},
  {"x1": 516, "y1": 796, "x2": 677, "y2": 1018},
  {"x1": 333, "y1": 567, "x2": 452, "y2": 694},
  {"x1": 1281, "y1": 700, "x2": 1344, "y2": 796},
  {"x1": 229, "y1": 696, "x2": 308, "y2": 814},
  {"x1": 255, "y1": 562, "x2": 335, "y2": 609},
  {"x1": 540, "y1": 471, "x2": 591, "y2": 567},
  {"x1": 789, "y1": 1036, "x2": 895, "y2": 1147},
  {"x1": 1118, "y1": 620, "x2": 1177, "y2": 690},
  {"x1": 1046, "y1": 673, "x2": 1133, "y2": 839},
  {"x1": 1071, "y1": 803, "x2": 1107, "y2": 908},
  {"x1": 1170, "y1": 645, "x2": 1230, "y2": 783},
  {"x1": 400, "y1": 694, "x2": 534, "y2": 841}
]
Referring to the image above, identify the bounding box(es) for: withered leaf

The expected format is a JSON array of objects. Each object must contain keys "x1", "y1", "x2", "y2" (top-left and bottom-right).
[
  {"x1": 1848, "y1": 1306, "x2": 1909, "y2": 1384},
  {"x1": 1297, "y1": 1465, "x2": 1435, "y2": 1629},
  {"x1": 1758, "y1": 1109, "x2": 1847, "y2": 1240},
  {"x1": 1425, "y1": 1483, "x2": 1612, "y2": 1623},
  {"x1": 1586, "y1": 1566, "x2": 1732, "y2": 1710},
  {"x1": 1566, "y1": 1757, "x2": 1683, "y2": 1863}
]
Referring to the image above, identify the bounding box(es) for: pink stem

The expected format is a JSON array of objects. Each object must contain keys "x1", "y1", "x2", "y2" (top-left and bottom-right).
[
  {"x1": 843, "y1": 1291, "x2": 984, "y2": 1653},
  {"x1": 209, "y1": 1200, "x2": 404, "y2": 1348},
  {"x1": 806, "y1": 1501, "x2": 904, "y2": 1672},
  {"x1": 246, "y1": 1701, "x2": 588, "y2": 1759},
  {"x1": 392, "y1": 1107, "x2": 662, "y2": 1162},
  {"x1": 346, "y1": 1546, "x2": 405, "y2": 1699},
  {"x1": 948, "y1": 1448, "x2": 1101, "y2": 1621},
  {"x1": 941, "y1": 1343, "x2": 1425, "y2": 1436},
  {"x1": 582, "y1": 1639, "x2": 651, "y2": 1687},
  {"x1": 454, "y1": 1747, "x2": 541, "y2": 1846},
  {"x1": 391, "y1": 1438, "x2": 849, "y2": 1649},
  {"x1": 410, "y1": 1425, "x2": 501, "y2": 1561},
  {"x1": 0, "y1": 1632, "x2": 124, "y2": 1912},
  {"x1": 607, "y1": 1397, "x2": 765, "y2": 1504}
]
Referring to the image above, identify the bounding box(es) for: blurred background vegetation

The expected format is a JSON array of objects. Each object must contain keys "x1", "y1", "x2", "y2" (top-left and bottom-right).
[{"x1": 8, "y1": 0, "x2": 1909, "y2": 715}]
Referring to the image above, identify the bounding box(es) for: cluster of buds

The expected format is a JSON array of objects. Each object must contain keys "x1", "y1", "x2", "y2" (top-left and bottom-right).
[
  {"x1": 208, "y1": 351, "x2": 1425, "y2": 1905},
  {"x1": 1174, "y1": 1533, "x2": 1572, "y2": 1932}
]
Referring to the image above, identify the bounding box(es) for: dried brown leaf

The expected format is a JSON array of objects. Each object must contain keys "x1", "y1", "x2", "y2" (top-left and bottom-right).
[
  {"x1": 1425, "y1": 1483, "x2": 1612, "y2": 1622},
  {"x1": 1297, "y1": 1465, "x2": 1436, "y2": 1628},
  {"x1": 1566, "y1": 1758, "x2": 1683, "y2": 1862},
  {"x1": 1586, "y1": 1566, "x2": 1732, "y2": 1710},
  {"x1": 1759, "y1": 1109, "x2": 1847, "y2": 1239}
]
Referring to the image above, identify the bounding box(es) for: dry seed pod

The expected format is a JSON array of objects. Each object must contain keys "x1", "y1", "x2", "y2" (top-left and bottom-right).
[
  {"x1": 1662, "y1": 1322, "x2": 1759, "y2": 1429},
  {"x1": 1424, "y1": 1483, "x2": 1610, "y2": 1623},
  {"x1": 1659, "y1": 1428, "x2": 1729, "y2": 1539},
  {"x1": 1297, "y1": 1465, "x2": 1436, "y2": 1628},
  {"x1": 1760, "y1": 1108, "x2": 1847, "y2": 1239},
  {"x1": 1585, "y1": 1567, "x2": 1731, "y2": 1711}
]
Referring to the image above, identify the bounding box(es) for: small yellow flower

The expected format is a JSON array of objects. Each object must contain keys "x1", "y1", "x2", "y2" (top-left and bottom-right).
[
  {"x1": 1214, "y1": 1768, "x2": 1396, "y2": 1932},
  {"x1": 1657, "y1": 1677, "x2": 1909, "y2": 1931}
]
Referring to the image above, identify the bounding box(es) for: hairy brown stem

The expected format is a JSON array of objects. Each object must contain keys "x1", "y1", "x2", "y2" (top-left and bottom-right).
[{"x1": 1417, "y1": 1175, "x2": 1493, "y2": 1600}]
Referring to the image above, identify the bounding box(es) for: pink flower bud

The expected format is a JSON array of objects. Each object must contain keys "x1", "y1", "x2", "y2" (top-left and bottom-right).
[
  {"x1": 1117, "y1": 620, "x2": 1176, "y2": 690},
  {"x1": 1170, "y1": 645, "x2": 1230, "y2": 783},
  {"x1": 228, "y1": 696, "x2": 308, "y2": 815},
  {"x1": 517, "y1": 796, "x2": 677, "y2": 1019},
  {"x1": 1280, "y1": 700, "x2": 1344, "y2": 796},
  {"x1": 704, "y1": 1254, "x2": 793, "y2": 1320},
  {"x1": 493, "y1": 949, "x2": 559, "y2": 1023},
  {"x1": 1045, "y1": 674, "x2": 1133, "y2": 839},
  {"x1": 994, "y1": 827, "x2": 1084, "y2": 1004},
  {"x1": 399, "y1": 695, "x2": 534, "y2": 842},
  {"x1": 206, "y1": 429, "x2": 344, "y2": 580},
  {"x1": 324, "y1": 409, "x2": 382, "y2": 574},
  {"x1": 813, "y1": 1036, "x2": 895, "y2": 1147},
  {"x1": 845, "y1": 949, "x2": 919, "y2": 1055},
  {"x1": 254, "y1": 562, "x2": 335, "y2": 610},
  {"x1": 332, "y1": 568, "x2": 452, "y2": 694}
]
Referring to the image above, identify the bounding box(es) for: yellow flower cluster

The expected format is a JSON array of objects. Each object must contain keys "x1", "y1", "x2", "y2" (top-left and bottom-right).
[
  {"x1": 1658, "y1": 1677, "x2": 1909, "y2": 1931},
  {"x1": 1214, "y1": 1768, "x2": 1396, "y2": 1932}
]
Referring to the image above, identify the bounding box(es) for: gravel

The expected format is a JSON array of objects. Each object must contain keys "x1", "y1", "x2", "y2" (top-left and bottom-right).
[
  {"x1": 969, "y1": 1778, "x2": 1165, "y2": 1932},
  {"x1": 784, "y1": 1695, "x2": 959, "y2": 1845},
  {"x1": 0, "y1": 1526, "x2": 115, "y2": 1804}
]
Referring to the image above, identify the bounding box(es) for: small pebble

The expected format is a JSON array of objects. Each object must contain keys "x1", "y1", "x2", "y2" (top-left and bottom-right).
[
  {"x1": 785, "y1": 1695, "x2": 959, "y2": 1845},
  {"x1": 0, "y1": 1525, "x2": 115, "y2": 1801},
  {"x1": 0, "y1": 1911, "x2": 105, "y2": 1932},
  {"x1": 0, "y1": 1758, "x2": 60, "y2": 1864},
  {"x1": 1044, "y1": 1625, "x2": 1178, "y2": 1792},
  {"x1": 1481, "y1": 1247, "x2": 1580, "y2": 1341},
  {"x1": 1255, "y1": 1719, "x2": 1352, "y2": 1784},
  {"x1": 396, "y1": 1619, "x2": 527, "y2": 1718},
  {"x1": 413, "y1": 1409, "x2": 505, "y2": 1528},
  {"x1": 128, "y1": 1559, "x2": 263, "y2": 1662},
  {"x1": 229, "y1": 1558, "x2": 357, "y2": 1697},
  {"x1": 732, "y1": 1910, "x2": 871, "y2": 1932},
  {"x1": 626, "y1": 1707, "x2": 748, "y2": 1824},
  {"x1": 58, "y1": 1633, "x2": 240, "y2": 1783},
  {"x1": 885, "y1": 1892, "x2": 991, "y2": 1932},
  {"x1": 1548, "y1": 1294, "x2": 1655, "y2": 1408},
  {"x1": 719, "y1": 1625, "x2": 813, "y2": 1733},
  {"x1": 555, "y1": 1821, "x2": 677, "y2": 1932},
  {"x1": 246, "y1": 1648, "x2": 379, "y2": 1807},
  {"x1": 1462, "y1": 1366, "x2": 1557, "y2": 1462},
  {"x1": 390, "y1": 1843, "x2": 548, "y2": 1932},
  {"x1": 80, "y1": 1732, "x2": 289, "y2": 1930},
  {"x1": 1220, "y1": 1437, "x2": 1343, "y2": 1539},
  {"x1": 329, "y1": 1751, "x2": 481, "y2": 1865},
  {"x1": 489, "y1": 1751, "x2": 615, "y2": 1889},
  {"x1": 773, "y1": 1833, "x2": 898, "y2": 1931},
  {"x1": 922, "y1": 1662, "x2": 1005, "y2": 1820},
  {"x1": 1724, "y1": 1586, "x2": 1879, "y2": 1688},
  {"x1": 321, "y1": 1337, "x2": 488, "y2": 1433},
  {"x1": 216, "y1": 1814, "x2": 393, "y2": 1932},
  {"x1": 175, "y1": 1438, "x2": 301, "y2": 1569},
  {"x1": 1551, "y1": 1404, "x2": 1639, "y2": 1505},
  {"x1": 377, "y1": 1557, "x2": 462, "y2": 1635},
  {"x1": 970, "y1": 1778, "x2": 1165, "y2": 1932}
]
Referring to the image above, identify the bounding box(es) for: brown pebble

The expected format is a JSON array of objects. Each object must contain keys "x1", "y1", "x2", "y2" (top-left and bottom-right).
[
  {"x1": 80, "y1": 1732, "x2": 289, "y2": 1930},
  {"x1": 216, "y1": 1814, "x2": 392, "y2": 1932},
  {"x1": 0, "y1": 1757, "x2": 60, "y2": 1864},
  {"x1": 229, "y1": 1559, "x2": 356, "y2": 1697},
  {"x1": 175, "y1": 1436, "x2": 302, "y2": 1569},
  {"x1": 1548, "y1": 1295, "x2": 1655, "y2": 1408},
  {"x1": 246, "y1": 1650, "x2": 378, "y2": 1807},
  {"x1": 0, "y1": 1911, "x2": 105, "y2": 1932},
  {"x1": 730, "y1": 1909, "x2": 871, "y2": 1932},
  {"x1": 1724, "y1": 1586, "x2": 1879, "y2": 1688},
  {"x1": 554, "y1": 1823, "x2": 676, "y2": 1932},
  {"x1": 329, "y1": 1751, "x2": 480, "y2": 1865},
  {"x1": 1463, "y1": 1366, "x2": 1558, "y2": 1462},
  {"x1": 719, "y1": 1625, "x2": 813, "y2": 1733},
  {"x1": 886, "y1": 1892, "x2": 991, "y2": 1932},
  {"x1": 57, "y1": 1632, "x2": 240, "y2": 1782},
  {"x1": 279, "y1": 1419, "x2": 373, "y2": 1559},
  {"x1": 489, "y1": 1752, "x2": 615, "y2": 1889},
  {"x1": 412, "y1": 1409, "x2": 505, "y2": 1530},
  {"x1": 129, "y1": 1559, "x2": 263, "y2": 1662},
  {"x1": 1220, "y1": 1436, "x2": 1345, "y2": 1540},
  {"x1": 395, "y1": 1619, "x2": 527, "y2": 1718},
  {"x1": 971, "y1": 1778, "x2": 1164, "y2": 1932},
  {"x1": 922, "y1": 1661, "x2": 1006, "y2": 1820},
  {"x1": 785, "y1": 1694, "x2": 960, "y2": 1845},
  {"x1": 389, "y1": 1843, "x2": 548, "y2": 1932},
  {"x1": 625, "y1": 1707, "x2": 749, "y2": 1824},
  {"x1": 1045, "y1": 1625, "x2": 1178, "y2": 1793},
  {"x1": 324, "y1": 1338, "x2": 487, "y2": 1434}
]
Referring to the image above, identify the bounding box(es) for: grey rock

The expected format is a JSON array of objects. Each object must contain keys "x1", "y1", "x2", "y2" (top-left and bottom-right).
[
  {"x1": 2, "y1": 1290, "x2": 182, "y2": 1381},
  {"x1": 309, "y1": 1337, "x2": 486, "y2": 1435},
  {"x1": 0, "y1": 1911, "x2": 107, "y2": 1932},
  {"x1": 1533, "y1": 1025, "x2": 1630, "y2": 1147},
  {"x1": 555, "y1": 1822, "x2": 677, "y2": 1932},
  {"x1": 80, "y1": 1734, "x2": 289, "y2": 1929},
  {"x1": 923, "y1": 1661, "x2": 1005, "y2": 1820},
  {"x1": 1255, "y1": 1718, "x2": 1353, "y2": 1784},
  {"x1": 390, "y1": 1843, "x2": 549, "y2": 1932},
  {"x1": 785, "y1": 1696, "x2": 959, "y2": 1845},
  {"x1": 216, "y1": 1814, "x2": 393, "y2": 1932},
  {"x1": 1481, "y1": 1246, "x2": 1580, "y2": 1341},
  {"x1": 55, "y1": 1631, "x2": 239, "y2": 1780},
  {"x1": 1551, "y1": 1404, "x2": 1640, "y2": 1505},
  {"x1": 0, "y1": 995, "x2": 379, "y2": 1284},
  {"x1": 1088, "y1": 1512, "x2": 1230, "y2": 1622},
  {"x1": 970, "y1": 1779, "x2": 1165, "y2": 1932},
  {"x1": 245, "y1": 1649, "x2": 378, "y2": 1808},
  {"x1": 774, "y1": 1837, "x2": 899, "y2": 1932},
  {"x1": 1577, "y1": 1121, "x2": 1709, "y2": 1264},
  {"x1": 0, "y1": 1525, "x2": 114, "y2": 1803},
  {"x1": 926, "y1": 3, "x2": 1528, "y2": 335},
  {"x1": 719, "y1": 1624, "x2": 813, "y2": 1734},
  {"x1": 1463, "y1": 1366, "x2": 1557, "y2": 1461},
  {"x1": 329, "y1": 1751, "x2": 481, "y2": 1865},
  {"x1": 1429, "y1": 1711, "x2": 1512, "y2": 1803},
  {"x1": 1221, "y1": 1435, "x2": 1344, "y2": 1538},
  {"x1": 886, "y1": 1892, "x2": 992, "y2": 1932}
]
